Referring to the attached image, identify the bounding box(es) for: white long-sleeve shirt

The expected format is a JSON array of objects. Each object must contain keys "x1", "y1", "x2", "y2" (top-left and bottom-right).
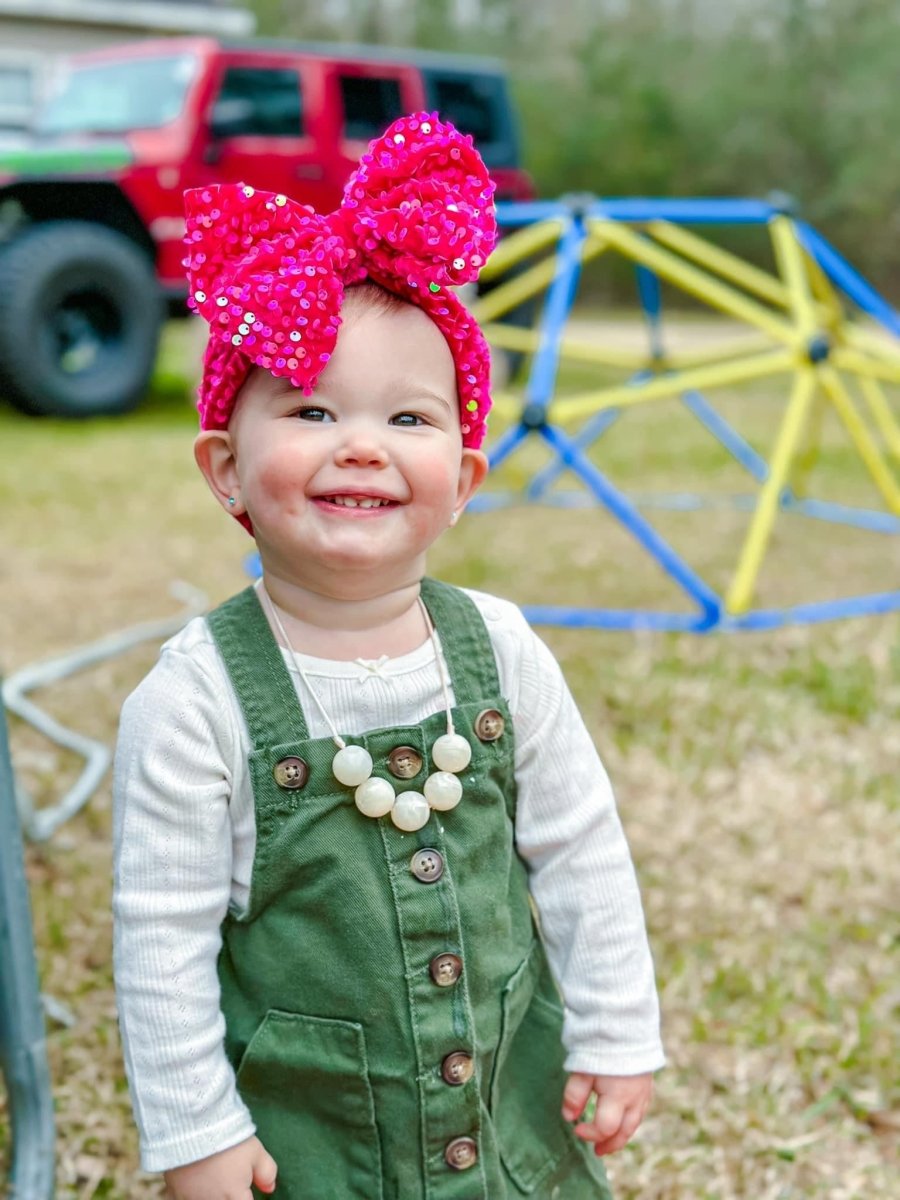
[{"x1": 113, "y1": 586, "x2": 664, "y2": 1172}]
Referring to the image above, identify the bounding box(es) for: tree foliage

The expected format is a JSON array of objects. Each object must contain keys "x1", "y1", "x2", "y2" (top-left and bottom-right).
[{"x1": 245, "y1": 0, "x2": 900, "y2": 294}]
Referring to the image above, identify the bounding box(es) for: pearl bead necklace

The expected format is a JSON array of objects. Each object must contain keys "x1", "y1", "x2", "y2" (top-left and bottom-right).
[{"x1": 262, "y1": 586, "x2": 471, "y2": 832}]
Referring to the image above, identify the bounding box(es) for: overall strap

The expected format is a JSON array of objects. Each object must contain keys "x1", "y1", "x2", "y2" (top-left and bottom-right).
[
  {"x1": 419, "y1": 578, "x2": 502, "y2": 705},
  {"x1": 207, "y1": 585, "x2": 310, "y2": 747}
]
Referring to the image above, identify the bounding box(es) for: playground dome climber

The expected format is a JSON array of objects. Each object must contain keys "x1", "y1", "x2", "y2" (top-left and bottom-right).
[{"x1": 468, "y1": 197, "x2": 900, "y2": 632}]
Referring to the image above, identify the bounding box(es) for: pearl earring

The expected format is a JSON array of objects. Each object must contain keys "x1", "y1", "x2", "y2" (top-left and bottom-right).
[{"x1": 449, "y1": 510, "x2": 459, "y2": 526}]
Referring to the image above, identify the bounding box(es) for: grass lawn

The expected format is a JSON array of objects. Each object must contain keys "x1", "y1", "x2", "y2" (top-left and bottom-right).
[{"x1": 1, "y1": 315, "x2": 898, "y2": 1197}]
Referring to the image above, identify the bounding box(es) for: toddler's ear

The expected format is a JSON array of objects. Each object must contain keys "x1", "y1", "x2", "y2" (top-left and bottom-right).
[
  {"x1": 456, "y1": 448, "x2": 490, "y2": 514},
  {"x1": 194, "y1": 430, "x2": 245, "y2": 517}
]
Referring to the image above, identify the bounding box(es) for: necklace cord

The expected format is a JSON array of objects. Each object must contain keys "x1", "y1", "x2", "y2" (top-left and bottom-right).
[
  {"x1": 259, "y1": 583, "x2": 454, "y2": 745},
  {"x1": 261, "y1": 585, "x2": 348, "y2": 750}
]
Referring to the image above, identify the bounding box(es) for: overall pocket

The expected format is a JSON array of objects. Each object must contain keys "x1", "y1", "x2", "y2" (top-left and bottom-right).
[
  {"x1": 235, "y1": 1009, "x2": 384, "y2": 1200},
  {"x1": 490, "y1": 943, "x2": 607, "y2": 1196}
]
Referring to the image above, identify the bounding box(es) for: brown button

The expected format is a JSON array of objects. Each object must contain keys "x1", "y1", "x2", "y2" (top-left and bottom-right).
[
  {"x1": 441, "y1": 1051, "x2": 474, "y2": 1086},
  {"x1": 429, "y1": 953, "x2": 463, "y2": 987},
  {"x1": 474, "y1": 708, "x2": 505, "y2": 742},
  {"x1": 410, "y1": 848, "x2": 443, "y2": 883},
  {"x1": 273, "y1": 756, "x2": 309, "y2": 790},
  {"x1": 387, "y1": 745, "x2": 423, "y2": 779},
  {"x1": 444, "y1": 1136, "x2": 478, "y2": 1171}
]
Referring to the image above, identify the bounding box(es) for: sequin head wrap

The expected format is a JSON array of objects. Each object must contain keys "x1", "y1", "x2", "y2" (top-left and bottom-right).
[{"x1": 183, "y1": 112, "x2": 497, "y2": 452}]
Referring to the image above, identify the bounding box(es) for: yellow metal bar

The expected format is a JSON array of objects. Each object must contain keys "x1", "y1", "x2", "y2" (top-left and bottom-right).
[
  {"x1": 857, "y1": 374, "x2": 900, "y2": 460},
  {"x1": 804, "y1": 247, "x2": 844, "y2": 330},
  {"x1": 591, "y1": 219, "x2": 797, "y2": 346},
  {"x1": 482, "y1": 324, "x2": 542, "y2": 354},
  {"x1": 652, "y1": 219, "x2": 845, "y2": 336},
  {"x1": 770, "y1": 216, "x2": 819, "y2": 336},
  {"x1": 790, "y1": 390, "x2": 827, "y2": 499},
  {"x1": 845, "y1": 324, "x2": 900, "y2": 366},
  {"x1": 488, "y1": 391, "x2": 520, "y2": 421},
  {"x1": 819, "y1": 367, "x2": 900, "y2": 513},
  {"x1": 479, "y1": 219, "x2": 565, "y2": 281},
  {"x1": 472, "y1": 233, "x2": 607, "y2": 324},
  {"x1": 833, "y1": 346, "x2": 900, "y2": 387},
  {"x1": 484, "y1": 322, "x2": 650, "y2": 369},
  {"x1": 486, "y1": 319, "x2": 771, "y2": 373},
  {"x1": 664, "y1": 334, "x2": 773, "y2": 370},
  {"x1": 725, "y1": 368, "x2": 817, "y2": 614},
  {"x1": 550, "y1": 339, "x2": 651, "y2": 370},
  {"x1": 473, "y1": 261, "x2": 556, "y2": 324},
  {"x1": 554, "y1": 347, "x2": 795, "y2": 424},
  {"x1": 649, "y1": 220, "x2": 789, "y2": 309}
]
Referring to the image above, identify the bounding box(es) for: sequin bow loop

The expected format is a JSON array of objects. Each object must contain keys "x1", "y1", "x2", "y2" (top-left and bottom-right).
[
  {"x1": 335, "y1": 111, "x2": 498, "y2": 293},
  {"x1": 184, "y1": 187, "x2": 354, "y2": 425}
]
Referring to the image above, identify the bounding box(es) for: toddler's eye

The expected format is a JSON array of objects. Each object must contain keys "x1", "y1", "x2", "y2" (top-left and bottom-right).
[
  {"x1": 294, "y1": 406, "x2": 332, "y2": 422},
  {"x1": 390, "y1": 412, "x2": 425, "y2": 427}
]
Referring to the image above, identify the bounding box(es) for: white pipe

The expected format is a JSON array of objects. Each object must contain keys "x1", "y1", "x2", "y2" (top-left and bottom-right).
[{"x1": 3, "y1": 582, "x2": 207, "y2": 841}]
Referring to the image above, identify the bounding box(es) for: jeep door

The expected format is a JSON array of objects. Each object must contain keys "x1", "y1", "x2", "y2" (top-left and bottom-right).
[
  {"x1": 325, "y1": 60, "x2": 425, "y2": 190},
  {"x1": 189, "y1": 51, "x2": 333, "y2": 211}
]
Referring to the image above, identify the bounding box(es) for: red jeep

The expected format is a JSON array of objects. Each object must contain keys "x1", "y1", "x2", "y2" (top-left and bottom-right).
[{"x1": 0, "y1": 37, "x2": 533, "y2": 417}]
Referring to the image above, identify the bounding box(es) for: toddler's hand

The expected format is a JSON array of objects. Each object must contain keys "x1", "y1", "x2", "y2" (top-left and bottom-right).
[
  {"x1": 562, "y1": 1071, "x2": 653, "y2": 1157},
  {"x1": 163, "y1": 1135, "x2": 277, "y2": 1199}
]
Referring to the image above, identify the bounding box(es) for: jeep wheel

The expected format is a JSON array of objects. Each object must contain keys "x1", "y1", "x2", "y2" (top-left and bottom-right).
[{"x1": 0, "y1": 221, "x2": 164, "y2": 417}]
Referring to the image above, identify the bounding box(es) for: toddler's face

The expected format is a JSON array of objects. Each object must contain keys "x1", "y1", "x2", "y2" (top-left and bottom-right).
[{"x1": 215, "y1": 301, "x2": 487, "y2": 591}]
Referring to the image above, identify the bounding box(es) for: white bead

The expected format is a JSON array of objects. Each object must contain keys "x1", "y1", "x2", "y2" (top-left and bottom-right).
[
  {"x1": 431, "y1": 733, "x2": 471, "y2": 774},
  {"x1": 354, "y1": 776, "x2": 395, "y2": 818},
  {"x1": 390, "y1": 792, "x2": 430, "y2": 831},
  {"x1": 424, "y1": 771, "x2": 462, "y2": 812},
  {"x1": 333, "y1": 744, "x2": 373, "y2": 786}
]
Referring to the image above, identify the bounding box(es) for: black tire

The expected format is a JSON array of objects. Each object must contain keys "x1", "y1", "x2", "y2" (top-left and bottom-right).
[{"x1": 0, "y1": 221, "x2": 164, "y2": 417}]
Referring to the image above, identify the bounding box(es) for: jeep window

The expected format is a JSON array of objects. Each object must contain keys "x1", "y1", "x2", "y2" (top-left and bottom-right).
[
  {"x1": 35, "y1": 54, "x2": 198, "y2": 136},
  {"x1": 339, "y1": 76, "x2": 404, "y2": 141},
  {"x1": 423, "y1": 70, "x2": 518, "y2": 169},
  {"x1": 428, "y1": 76, "x2": 497, "y2": 145},
  {"x1": 212, "y1": 67, "x2": 303, "y2": 138}
]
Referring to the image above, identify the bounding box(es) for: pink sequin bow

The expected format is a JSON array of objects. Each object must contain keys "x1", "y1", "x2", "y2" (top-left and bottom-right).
[{"x1": 183, "y1": 111, "x2": 498, "y2": 448}]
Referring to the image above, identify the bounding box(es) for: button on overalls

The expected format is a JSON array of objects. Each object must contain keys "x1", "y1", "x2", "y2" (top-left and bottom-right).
[{"x1": 208, "y1": 580, "x2": 613, "y2": 1199}]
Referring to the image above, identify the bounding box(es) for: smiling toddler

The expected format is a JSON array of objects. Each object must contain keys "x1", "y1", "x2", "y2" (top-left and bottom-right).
[{"x1": 113, "y1": 113, "x2": 664, "y2": 1200}]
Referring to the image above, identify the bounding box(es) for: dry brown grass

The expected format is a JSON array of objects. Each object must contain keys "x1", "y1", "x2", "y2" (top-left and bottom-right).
[{"x1": 1, "y1": 318, "x2": 898, "y2": 1197}]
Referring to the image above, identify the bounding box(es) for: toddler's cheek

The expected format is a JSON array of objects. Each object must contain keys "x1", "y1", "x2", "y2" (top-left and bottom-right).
[{"x1": 257, "y1": 453, "x2": 308, "y2": 504}]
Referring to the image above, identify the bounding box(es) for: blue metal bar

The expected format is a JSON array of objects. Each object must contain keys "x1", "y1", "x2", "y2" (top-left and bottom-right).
[
  {"x1": 522, "y1": 605, "x2": 709, "y2": 631},
  {"x1": 495, "y1": 198, "x2": 781, "y2": 227},
  {"x1": 0, "y1": 699, "x2": 56, "y2": 1199},
  {"x1": 539, "y1": 424, "x2": 722, "y2": 628},
  {"x1": 636, "y1": 265, "x2": 665, "y2": 360},
  {"x1": 783, "y1": 496, "x2": 900, "y2": 533},
  {"x1": 526, "y1": 367, "x2": 654, "y2": 501},
  {"x1": 524, "y1": 215, "x2": 589, "y2": 412},
  {"x1": 795, "y1": 222, "x2": 900, "y2": 338},
  {"x1": 724, "y1": 590, "x2": 900, "y2": 630},
  {"x1": 595, "y1": 198, "x2": 779, "y2": 224},
  {"x1": 526, "y1": 408, "x2": 620, "y2": 501},
  {"x1": 680, "y1": 390, "x2": 770, "y2": 481},
  {"x1": 486, "y1": 420, "x2": 530, "y2": 471}
]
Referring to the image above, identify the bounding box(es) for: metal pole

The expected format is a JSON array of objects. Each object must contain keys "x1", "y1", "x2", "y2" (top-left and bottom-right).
[{"x1": 0, "y1": 696, "x2": 55, "y2": 1198}]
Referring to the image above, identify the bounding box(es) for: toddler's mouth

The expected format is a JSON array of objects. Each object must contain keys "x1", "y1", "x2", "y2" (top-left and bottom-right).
[{"x1": 317, "y1": 494, "x2": 398, "y2": 510}]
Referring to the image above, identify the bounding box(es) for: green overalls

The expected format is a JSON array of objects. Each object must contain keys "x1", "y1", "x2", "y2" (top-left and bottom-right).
[{"x1": 208, "y1": 580, "x2": 613, "y2": 1200}]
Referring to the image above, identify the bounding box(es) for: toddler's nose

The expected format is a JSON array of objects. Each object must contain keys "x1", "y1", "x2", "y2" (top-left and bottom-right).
[{"x1": 334, "y1": 426, "x2": 389, "y2": 468}]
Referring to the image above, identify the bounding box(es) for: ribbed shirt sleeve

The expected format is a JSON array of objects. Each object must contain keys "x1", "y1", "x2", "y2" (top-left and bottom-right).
[
  {"x1": 476, "y1": 595, "x2": 664, "y2": 1076},
  {"x1": 112, "y1": 645, "x2": 256, "y2": 1172}
]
